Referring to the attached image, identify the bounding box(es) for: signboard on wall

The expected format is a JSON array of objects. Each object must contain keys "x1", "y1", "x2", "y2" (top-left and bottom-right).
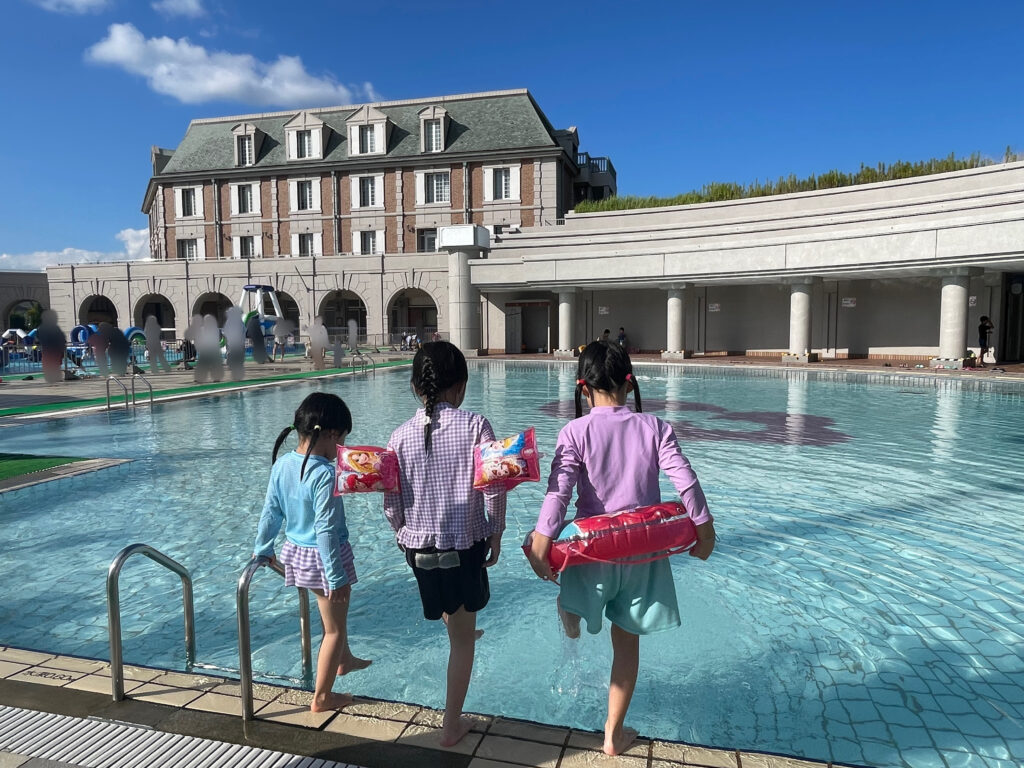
[
  {"x1": 708, "y1": 303, "x2": 721, "y2": 312},
  {"x1": 841, "y1": 297, "x2": 857, "y2": 308},
  {"x1": 598, "y1": 306, "x2": 609, "y2": 315},
  {"x1": 969, "y1": 295, "x2": 977, "y2": 307}
]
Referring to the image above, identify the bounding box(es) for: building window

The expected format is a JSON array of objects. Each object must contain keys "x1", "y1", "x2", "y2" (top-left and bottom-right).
[
  {"x1": 417, "y1": 228, "x2": 437, "y2": 253},
  {"x1": 295, "y1": 130, "x2": 312, "y2": 159},
  {"x1": 425, "y1": 172, "x2": 450, "y2": 204},
  {"x1": 180, "y1": 188, "x2": 196, "y2": 217},
  {"x1": 424, "y1": 119, "x2": 442, "y2": 152},
  {"x1": 359, "y1": 176, "x2": 376, "y2": 208},
  {"x1": 492, "y1": 168, "x2": 511, "y2": 200},
  {"x1": 296, "y1": 180, "x2": 313, "y2": 211},
  {"x1": 177, "y1": 239, "x2": 199, "y2": 261},
  {"x1": 359, "y1": 230, "x2": 377, "y2": 255},
  {"x1": 237, "y1": 135, "x2": 253, "y2": 166},
  {"x1": 298, "y1": 232, "x2": 314, "y2": 256},
  {"x1": 239, "y1": 236, "x2": 254, "y2": 258},
  {"x1": 237, "y1": 184, "x2": 253, "y2": 215},
  {"x1": 358, "y1": 124, "x2": 376, "y2": 154}
]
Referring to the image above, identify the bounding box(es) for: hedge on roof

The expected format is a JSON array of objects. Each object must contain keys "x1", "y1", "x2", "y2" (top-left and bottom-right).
[{"x1": 575, "y1": 148, "x2": 1024, "y2": 213}]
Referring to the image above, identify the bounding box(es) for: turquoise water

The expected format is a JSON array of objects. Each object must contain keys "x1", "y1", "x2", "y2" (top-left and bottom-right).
[{"x1": 1, "y1": 362, "x2": 1023, "y2": 768}]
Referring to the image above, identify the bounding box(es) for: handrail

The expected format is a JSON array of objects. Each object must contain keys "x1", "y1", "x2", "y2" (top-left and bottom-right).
[
  {"x1": 106, "y1": 376, "x2": 130, "y2": 411},
  {"x1": 131, "y1": 373, "x2": 154, "y2": 407},
  {"x1": 106, "y1": 544, "x2": 196, "y2": 702},
  {"x1": 348, "y1": 351, "x2": 374, "y2": 376},
  {"x1": 237, "y1": 556, "x2": 313, "y2": 720}
]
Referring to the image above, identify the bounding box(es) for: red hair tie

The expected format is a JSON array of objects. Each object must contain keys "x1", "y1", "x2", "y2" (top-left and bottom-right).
[
  {"x1": 626, "y1": 374, "x2": 633, "y2": 381},
  {"x1": 576, "y1": 379, "x2": 585, "y2": 385}
]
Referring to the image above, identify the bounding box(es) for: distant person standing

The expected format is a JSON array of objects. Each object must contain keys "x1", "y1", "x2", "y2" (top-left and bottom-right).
[
  {"x1": 600, "y1": 329, "x2": 611, "y2": 342},
  {"x1": 616, "y1": 327, "x2": 627, "y2": 348},
  {"x1": 978, "y1": 316, "x2": 995, "y2": 366}
]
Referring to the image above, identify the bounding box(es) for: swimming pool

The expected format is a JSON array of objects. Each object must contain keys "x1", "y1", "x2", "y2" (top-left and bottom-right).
[{"x1": 1, "y1": 362, "x2": 1022, "y2": 768}]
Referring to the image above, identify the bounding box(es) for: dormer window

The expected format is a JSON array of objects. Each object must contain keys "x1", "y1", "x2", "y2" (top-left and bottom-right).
[
  {"x1": 232, "y1": 122, "x2": 263, "y2": 166},
  {"x1": 346, "y1": 105, "x2": 390, "y2": 157},
  {"x1": 418, "y1": 105, "x2": 449, "y2": 153},
  {"x1": 237, "y1": 135, "x2": 253, "y2": 166},
  {"x1": 358, "y1": 125, "x2": 376, "y2": 154},
  {"x1": 285, "y1": 112, "x2": 326, "y2": 161}
]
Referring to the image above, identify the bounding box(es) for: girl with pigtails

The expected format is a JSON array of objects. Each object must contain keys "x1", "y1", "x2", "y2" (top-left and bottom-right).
[
  {"x1": 383, "y1": 341, "x2": 506, "y2": 748},
  {"x1": 253, "y1": 392, "x2": 371, "y2": 712},
  {"x1": 526, "y1": 341, "x2": 716, "y2": 756}
]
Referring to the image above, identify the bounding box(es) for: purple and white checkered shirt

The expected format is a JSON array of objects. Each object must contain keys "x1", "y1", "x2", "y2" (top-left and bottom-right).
[{"x1": 384, "y1": 401, "x2": 507, "y2": 550}]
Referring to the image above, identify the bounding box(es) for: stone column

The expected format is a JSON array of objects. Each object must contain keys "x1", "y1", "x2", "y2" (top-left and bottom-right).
[
  {"x1": 788, "y1": 281, "x2": 813, "y2": 358},
  {"x1": 555, "y1": 289, "x2": 577, "y2": 358},
  {"x1": 662, "y1": 284, "x2": 690, "y2": 360},
  {"x1": 439, "y1": 225, "x2": 489, "y2": 353},
  {"x1": 932, "y1": 274, "x2": 970, "y2": 366}
]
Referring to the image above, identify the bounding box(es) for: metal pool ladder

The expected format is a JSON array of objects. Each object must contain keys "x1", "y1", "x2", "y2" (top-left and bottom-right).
[
  {"x1": 237, "y1": 556, "x2": 313, "y2": 720},
  {"x1": 106, "y1": 544, "x2": 196, "y2": 701},
  {"x1": 348, "y1": 351, "x2": 375, "y2": 376},
  {"x1": 105, "y1": 374, "x2": 154, "y2": 410}
]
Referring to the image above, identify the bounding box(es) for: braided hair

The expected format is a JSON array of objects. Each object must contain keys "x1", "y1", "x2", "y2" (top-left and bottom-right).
[
  {"x1": 272, "y1": 392, "x2": 353, "y2": 479},
  {"x1": 574, "y1": 340, "x2": 642, "y2": 418},
  {"x1": 411, "y1": 341, "x2": 468, "y2": 452}
]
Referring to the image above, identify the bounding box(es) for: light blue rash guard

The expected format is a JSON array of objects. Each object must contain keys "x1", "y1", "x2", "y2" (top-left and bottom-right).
[{"x1": 253, "y1": 451, "x2": 350, "y2": 589}]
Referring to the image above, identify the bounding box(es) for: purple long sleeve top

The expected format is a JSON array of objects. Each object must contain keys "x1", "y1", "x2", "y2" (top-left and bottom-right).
[{"x1": 535, "y1": 405, "x2": 712, "y2": 538}]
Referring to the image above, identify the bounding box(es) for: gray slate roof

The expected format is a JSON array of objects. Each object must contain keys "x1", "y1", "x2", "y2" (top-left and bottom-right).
[{"x1": 160, "y1": 90, "x2": 558, "y2": 176}]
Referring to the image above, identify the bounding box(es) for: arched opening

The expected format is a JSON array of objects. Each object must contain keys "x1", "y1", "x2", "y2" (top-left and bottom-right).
[
  {"x1": 79, "y1": 295, "x2": 118, "y2": 326},
  {"x1": 319, "y1": 290, "x2": 368, "y2": 338},
  {"x1": 134, "y1": 294, "x2": 177, "y2": 340},
  {"x1": 275, "y1": 290, "x2": 301, "y2": 329},
  {"x1": 192, "y1": 292, "x2": 233, "y2": 326},
  {"x1": 388, "y1": 288, "x2": 438, "y2": 342},
  {"x1": 5, "y1": 299, "x2": 44, "y2": 331}
]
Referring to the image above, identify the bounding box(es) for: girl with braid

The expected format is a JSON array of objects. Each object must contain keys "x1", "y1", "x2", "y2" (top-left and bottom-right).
[
  {"x1": 253, "y1": 392, "x2": 371, "y2": 712},
  {"x1": 383, "y1": 341, "x2": 506, "y2": 747},
  {"x1": 526, "y1": 341, "x2": 716, "y2": 756}
]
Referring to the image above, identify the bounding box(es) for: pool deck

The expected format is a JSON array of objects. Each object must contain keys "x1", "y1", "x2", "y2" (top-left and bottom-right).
[
  {"x1": 3, "y1": 352, "x2": 1021, "y2": 768},
  {"x1": 0, "y1": 647, "x2": 838, "y2": 768}
]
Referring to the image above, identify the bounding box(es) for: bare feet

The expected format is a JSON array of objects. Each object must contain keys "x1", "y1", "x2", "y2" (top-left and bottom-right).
[
  {"x1": 603, "y1": 725, "x2": 637, "y2": 756},
  {"x1": 337, "y1": 653, "x2": 372, "y2": 676},
  {"x1": 310, "y1": 691, "x2": 353, "y2": 712},
  {"x1": 557, "y1": 597, "x2": 581, "y2": 639},
  {"x1": 439, "y1": 715, "x2": 474, "y2": 747}
]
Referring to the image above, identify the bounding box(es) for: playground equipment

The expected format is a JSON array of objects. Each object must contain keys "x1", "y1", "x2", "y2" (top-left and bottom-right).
[{"x1": 238, "y1": 284, "x2": 284, "y2": 333}]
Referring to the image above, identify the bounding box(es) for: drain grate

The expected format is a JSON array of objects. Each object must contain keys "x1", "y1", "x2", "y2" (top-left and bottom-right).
[{"x1": 0, "y1": 705, "x2": 357, "y2": 768}]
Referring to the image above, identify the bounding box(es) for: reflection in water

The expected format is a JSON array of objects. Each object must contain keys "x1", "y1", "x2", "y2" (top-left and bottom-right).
[
  {"x1": 785, "y1": 374, "x2": 809, "y2": 446},
  {"x1": 930, "y1": 390, "x2": 960, "y2": 464}
]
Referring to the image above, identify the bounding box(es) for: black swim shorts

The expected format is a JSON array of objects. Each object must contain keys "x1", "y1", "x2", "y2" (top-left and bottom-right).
[{"x1": 404, "y1": 538, "x2": 490, "y2": 620}]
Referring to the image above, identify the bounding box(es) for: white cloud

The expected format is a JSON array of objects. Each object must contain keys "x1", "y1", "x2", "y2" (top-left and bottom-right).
[
  {"x1": 31, "y1": 0, "x2": 110, "y2": 13},
  {"x1": 0, "y1": 228, "x2": 152, "y2": 272},
  {"x1": 152, "y1": 0, "x2": 204, "y2": 18},
  {"x1": 86, "y1": 23, "x2": 377, "y2": 107}
]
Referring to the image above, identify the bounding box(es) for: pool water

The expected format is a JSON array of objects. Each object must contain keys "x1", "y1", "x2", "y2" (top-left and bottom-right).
[{"x1": 1, "y1": 362, "x2": 1022, "y2": 768}]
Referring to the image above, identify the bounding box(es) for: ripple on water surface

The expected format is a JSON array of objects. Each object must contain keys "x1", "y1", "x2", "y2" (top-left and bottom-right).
[{"x1": 1, "y1": 363, "x2": 1023, "y2": 768}]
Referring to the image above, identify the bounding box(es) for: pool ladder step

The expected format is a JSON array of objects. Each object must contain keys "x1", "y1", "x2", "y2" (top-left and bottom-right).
[{"x1": 106, "y1": 544, "x2": 312, "y2": 720}]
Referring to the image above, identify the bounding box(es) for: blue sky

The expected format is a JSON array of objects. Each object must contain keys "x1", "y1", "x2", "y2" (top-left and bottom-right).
[{"x1": 1, "y1": 0, "x2": 1022, "y2": 270}]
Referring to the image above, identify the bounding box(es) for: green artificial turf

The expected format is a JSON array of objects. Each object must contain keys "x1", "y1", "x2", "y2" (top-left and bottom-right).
[{"x1": 0, "y1": 453, "x2": 87, "y2": 482}]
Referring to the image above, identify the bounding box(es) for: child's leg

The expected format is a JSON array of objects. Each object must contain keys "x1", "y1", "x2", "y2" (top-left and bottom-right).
[
  {"x1": 310, "y1": 587, "x2": 354, "y2": 712},
  {"x1": 604, "y1": 623, "x2": 640, "y2": 756},
  {"x1": 442, "y1": 612, "x2": 484, "y2": 640},
  {"x1": 439, "y1": 606, "x2": 477, "y2": 747}
]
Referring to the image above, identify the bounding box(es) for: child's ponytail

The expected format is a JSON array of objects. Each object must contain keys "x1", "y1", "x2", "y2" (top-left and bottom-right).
[
  {"x1": 410, "y1": 341, "x2": 469, "y2": 453},
  {"x1": 271, "y1": 425, "x2": 295, "y2": 464},
  {"x1": 574, "y1": 378, "x2": 586, "y2": 419},
  {"x1": 299, "y1": 425, "x2": 321, "y2": 481}
]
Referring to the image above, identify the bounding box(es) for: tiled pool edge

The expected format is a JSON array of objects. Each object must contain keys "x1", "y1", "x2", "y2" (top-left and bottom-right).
[{"x1": 0, "y1": 646, "x2": 852, "y2": 768}]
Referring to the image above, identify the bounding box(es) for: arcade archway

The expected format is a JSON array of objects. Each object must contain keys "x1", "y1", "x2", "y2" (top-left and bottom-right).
[{"x1": 79, "y1": 295, "x2": 118, "y2": 326}]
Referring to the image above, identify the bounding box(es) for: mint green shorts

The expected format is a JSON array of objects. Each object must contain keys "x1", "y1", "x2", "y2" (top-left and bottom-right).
[{"x1": 559, "y1": 558, "x2": 681, "y2": 635}]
